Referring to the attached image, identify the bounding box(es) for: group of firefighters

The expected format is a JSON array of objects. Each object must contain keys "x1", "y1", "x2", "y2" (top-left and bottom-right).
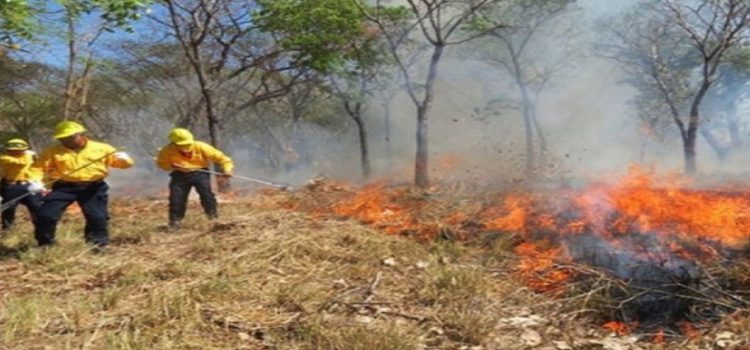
[{"x1": 0, "y1": 121, "x2": 234, "y2": 251}]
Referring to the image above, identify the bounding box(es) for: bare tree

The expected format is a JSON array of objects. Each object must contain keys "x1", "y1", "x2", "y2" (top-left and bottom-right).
[
  {"x1": 159, "y1": 1, "x2": 284, "y2": 148},
  {"x1": 60, "y1": 5, "x2": 114, "y2": 121},
  {"x1": 475, "y1": 0, "x2": 575, "y2": 172},
  {"x1": 698, "y1": 48, "x2": 750, "y2": 160},
  {"x1": 357, "y1": 0, "x2": 505, "y2": 188},
  {"x1": 603, "y1": 0, "x2": 750, "y2": 174},
  {"x1": 157, "y1": 0, "x2": 303, "y2": 190},
  {"x1": 663, "y1": 0, "x2": 750, "y2": 173}
]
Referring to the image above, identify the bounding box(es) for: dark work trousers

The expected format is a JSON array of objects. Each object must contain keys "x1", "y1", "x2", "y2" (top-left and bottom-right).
[
  {"x1": 34, "y1": 181, "x2": 110, "y2": 246},
  {"x1": 1, "y1": 181, "x2": 42, "y2": 230},
  {"x1": 169, "y1": 170, "x2": 218, "y2": 225}
]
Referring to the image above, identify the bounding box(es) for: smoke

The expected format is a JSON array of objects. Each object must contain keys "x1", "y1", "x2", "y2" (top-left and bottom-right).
[
  {"x1": 346, "y1": 0, "x2": 648, "y2": 183},
  {"x1": 355, "y1": 0, "x2": 750, "y2": 185},
  {"x1": 97, "y1": 0, "x2": 750, "y2": 195}
]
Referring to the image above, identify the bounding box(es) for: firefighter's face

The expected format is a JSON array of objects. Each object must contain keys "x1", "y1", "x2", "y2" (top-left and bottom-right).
[{"x1": 59, "y1": 134, "x2": 86, "y2": 149}]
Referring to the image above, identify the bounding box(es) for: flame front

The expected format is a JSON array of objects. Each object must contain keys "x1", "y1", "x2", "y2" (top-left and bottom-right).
[{"x1": 279, "y1": 166, "x2": 750, "y2": 336}]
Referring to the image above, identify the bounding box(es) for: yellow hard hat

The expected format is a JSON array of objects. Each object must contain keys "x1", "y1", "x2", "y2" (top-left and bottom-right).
[
  {"x1": 5, "y1": 138, "x2": 29, "y2": 151},
  {"x1": 169, "y1": 128, "x2": 194, "y2": 146},
  {"x1": 53, "y1": 121, "x2": 87, "y2": 139}
]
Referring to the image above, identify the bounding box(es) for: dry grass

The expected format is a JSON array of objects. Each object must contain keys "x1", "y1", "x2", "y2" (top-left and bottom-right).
[{"x1": 0, "y1": 197, "x2": 747, "y2": 349}]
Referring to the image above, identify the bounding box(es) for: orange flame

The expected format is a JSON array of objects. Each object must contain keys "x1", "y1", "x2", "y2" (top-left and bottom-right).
[
  {"x1": 514, "y1": 242, "x2": 573, "y2": 293},
  {"x1": 332, "y1": 183, "x2": 437, "y2": 238},
  {"x1": 262, "y1": 166, "x2": 750, "y2": 336},
  {"x1": 482, "y1": 166, "x2": 750, "y2": 251},
  {"x1": 602, "y1": 321, "x2": 638, "y2": 336},
  {"x1": 677, "y1": 321, "x2": 701, "y2": 340},
  {"x1": 652, "y1": 328, "x2": 666, "y2": 343}
]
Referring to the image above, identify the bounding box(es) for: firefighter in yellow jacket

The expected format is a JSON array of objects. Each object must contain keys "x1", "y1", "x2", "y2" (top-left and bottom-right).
[
  {"x1": 32, "y1": 121, "x2": 134, "y2": 248},
  {"x1": 0, "y1": 139, "x2": 44, "y2": 230},
  {"x1": 155, "y1": 128, "x2": 233, "y2": 229}
]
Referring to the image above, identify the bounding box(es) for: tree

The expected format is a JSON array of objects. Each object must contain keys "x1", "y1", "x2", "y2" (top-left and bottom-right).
[
  {"x1": 699, "y1": 48, "x2": 750, "y2": 160},
  {"x1": 604, "y1": 0, "x2": 750, "y2": 174},
  {"x1": 326, "y1": 46, "x2": 380, "y2": 178},
  {"x1": 357, "y1": 0, "x2": 505, "y2": 188},
  {"x1": 157, "y1": 0, "x2": 291, "y2": 190},
  {"x1": 257, "y1": 0, "x2": 388, "y2": 177},
  {"x1": 472, "y1": 0, "x2": 575, "y2": 172},
  {"x1": 157, "y1": 0, "x2": 372, "y2": 188},
  {"x1": 0, "y1": 0, "x2": 150, "y2": 48},
  {"x1": 0, "y1": 0, "x2": 34, "y2": 48},
  {"x1": 324, "y1": 21, "x2": 393, "y2": 178},
  {"x1": 0, "y1": 56, "x2": 61, "y2": 146}
]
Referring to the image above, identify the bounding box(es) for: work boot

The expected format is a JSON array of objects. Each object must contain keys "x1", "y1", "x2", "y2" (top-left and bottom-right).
[
  {"x1": 36, "y1": 241, "x2": 57, "y2": 251},
  {"x1": 91, "y1": 245, "x2": 108, "y2": 254},
  {"x1": 167, "y1": 220, "x2": 182, "y2": 232}
]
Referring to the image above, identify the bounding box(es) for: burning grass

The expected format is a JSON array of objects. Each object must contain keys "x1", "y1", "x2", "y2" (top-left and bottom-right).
[
  {"x1": 255, "y1": 167, "x2": 750, "y2": 345},
  {"x1": 0, "y1": 198, "x2": 593, "y2": 349},
  {"x1": 1, "y1": 167, "x2": 750, "y2": 348}
]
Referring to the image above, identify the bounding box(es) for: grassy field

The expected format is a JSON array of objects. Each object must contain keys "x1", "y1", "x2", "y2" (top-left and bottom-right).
[{"x1": 0, "y1": 197, "x2": 748, "y2": 349}]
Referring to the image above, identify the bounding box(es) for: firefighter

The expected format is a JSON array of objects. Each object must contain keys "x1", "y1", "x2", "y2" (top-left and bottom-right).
[
  {"x1": 0, "y1": 138, "x2": 44, "y2": 230},
  {"x1": 31, "y1": 121, "x2": 134, "y2": 248},
  {"x1": 155, "y1": 128, "x2": 233, "y2": 230}
]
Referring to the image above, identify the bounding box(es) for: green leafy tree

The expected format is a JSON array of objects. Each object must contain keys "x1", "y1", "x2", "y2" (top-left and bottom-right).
[
  {"x1": 258, "y1": 0, "x2": 397, "y2": 178},
  {"x1": 0, "y1": 0, "x2": 149, "y2": 47},
  {"x1": 0, "y1": 0, "x2": 34, "y2": 47},
  {"x1": 0, "y1": 56, "x2": 62, "y2": 147}
]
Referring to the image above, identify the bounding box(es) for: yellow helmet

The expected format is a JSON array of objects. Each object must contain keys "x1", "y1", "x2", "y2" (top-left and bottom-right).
[
  {"x1": 53, "y1": 121, "x2": 87, "y2": 139},
  {"x1": 5, "y1": 138, "x2": 29, "y2": 151},
  {"x1": 169, "y1": 128, "x2": 194, "y2": 146}
]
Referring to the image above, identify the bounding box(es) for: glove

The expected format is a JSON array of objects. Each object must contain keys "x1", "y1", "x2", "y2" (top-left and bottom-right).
[
  {"x1": 219, "y1": 172, "x2": 232, "y2": 179},
  {"x1": 113, "y1": 151, "x2": 131, "y2": 161},
  {"x1": 28, "y1": 181, "x2": 46, "y2": 194}
]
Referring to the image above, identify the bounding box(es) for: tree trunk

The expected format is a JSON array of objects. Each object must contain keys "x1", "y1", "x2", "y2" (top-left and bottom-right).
[
  {"x1": 415, "y1": 44, "x2": 444, "y2": 188},
  {"x1": 345, "y1": 101, "x2": 371, "y2": 178},
  {"x1": 521, "y1": 90, "x2": 535, "y2": 172},
  {"x1": 684, "y1": 81, "x2": 711, "y2": 175},
  {"x1": 727, "y1": 103, "x2": 742, "y2": 148},
  {"x1": 700, "y1": 128, "x2": 729, "y2": 161},
  {"x1": 684, "y1": 136, "x2": 697, "y2": 174},
  {"x1": 383, "y1": 98, "x2": 393, "y2": 171},
  {"x1": 203, "y1": 88, "x2": 231, "y2": 193},
  {"x1": 415, "y1": 105, "x2": 429, "y2": 188},
  {"x1": 63, "y1": 9, "x2": 77, "y2": 121},
  {"x1": 508, "y1": 43, "x2": 536, "y2": 173},
  {"x1": 353, "y1": 114, "x2": 371, "y2": 178},
  {"x1": 531, "y1": 107, "x2": 549, "y2": 166}
]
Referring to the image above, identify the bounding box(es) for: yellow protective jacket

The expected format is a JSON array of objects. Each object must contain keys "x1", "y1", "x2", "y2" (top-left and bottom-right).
[
  {"x1": 32, "y1": 140, "x2": 134, "y2": 182},
  {"x1": 0, "y1": 152, "x2": 43, "y2": 182},
  {"x1": 156, "y1": 141, "x2": 234, "y2": 174}
]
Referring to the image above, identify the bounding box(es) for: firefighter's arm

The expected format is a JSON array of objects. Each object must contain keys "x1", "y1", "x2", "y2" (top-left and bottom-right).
[
  {"x1": 0, "y1": 154, "x2": 27, "y2": 165},
  {"x1": 108, "y1": 152, "x2": 134, "y2": 168},
  {"x1": 27, "y1": 164, "x2": 44, "y2": 181},
  {"x1": 155, "y1": 147, "x2": 175, "y2": 171},
  {"x1": 103, "y1": 144, "x2": 134, "y2": 169},
  {"x1": 30, "y1": 149, "x2": 53, "y2": 182},
  {"x1": 203, "y1": 143, "x2": 234, "y2": 175}
]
